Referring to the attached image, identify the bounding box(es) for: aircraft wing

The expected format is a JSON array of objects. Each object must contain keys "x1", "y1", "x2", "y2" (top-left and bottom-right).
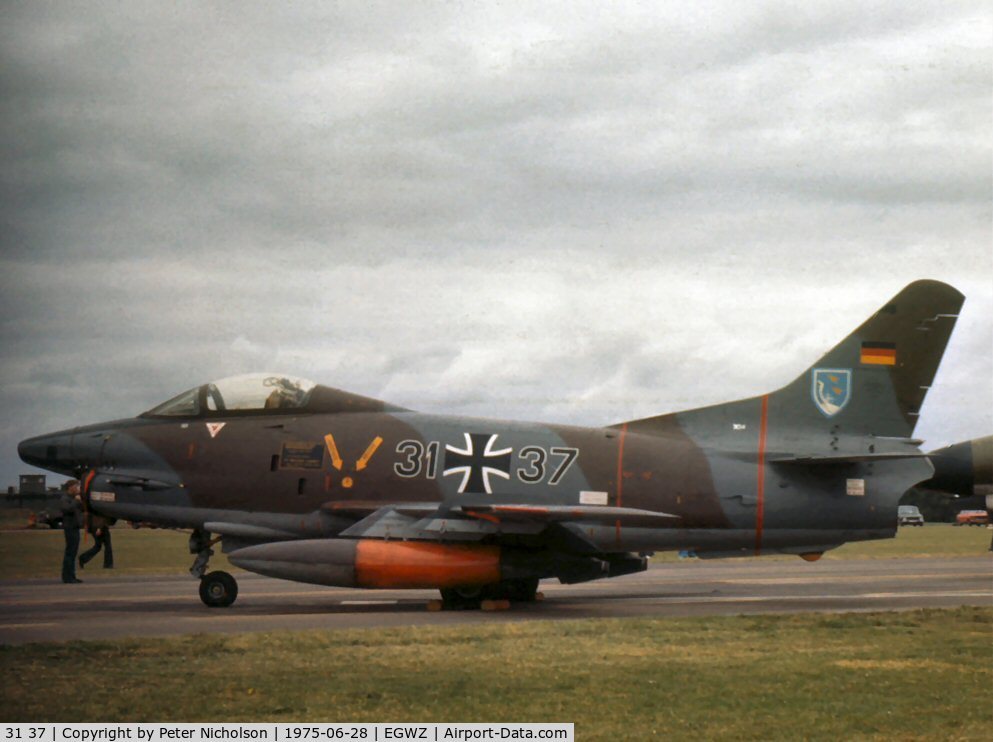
[
  {"x1": 336, "y1": 502, "x2": 679, "y2": 541},
  {"x1": 321, "y1": 500, "x2": 440, "y2": 518},
  {"x1": 770, "y1": 452, "x2": 928, "y2": 465},
  {"x1": 461, "y1": 504, "x2": 679, "y2": 527}
]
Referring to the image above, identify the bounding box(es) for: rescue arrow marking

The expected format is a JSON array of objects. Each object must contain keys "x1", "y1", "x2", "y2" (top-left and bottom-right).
[
  {"x1": 355, "y1": 436, "x2": 383, "y2": 471},
  {"x1": 323, "y1": 433, "x2": 344, "y2": 471}
]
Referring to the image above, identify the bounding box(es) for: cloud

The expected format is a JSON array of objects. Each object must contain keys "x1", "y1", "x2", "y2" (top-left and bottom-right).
[{"x1": 1, "y1": 1, "x2": 990, "y2": 485}]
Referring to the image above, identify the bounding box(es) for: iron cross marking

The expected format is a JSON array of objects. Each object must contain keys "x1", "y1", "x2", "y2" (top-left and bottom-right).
[{"x1": 443, "y1": 433, "x2": 512, "y2": 494}]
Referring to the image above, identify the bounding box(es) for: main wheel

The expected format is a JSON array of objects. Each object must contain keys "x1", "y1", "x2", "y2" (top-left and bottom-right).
[
  {"x1": 487, "y1": 578, "x2": 540, "y2": 602},
  {"x1": 199, "y1": 570, "x2": 238, "y2": 607},
  {"x1": 439, "y1": 586, "x2": 483, "y2": 610}
]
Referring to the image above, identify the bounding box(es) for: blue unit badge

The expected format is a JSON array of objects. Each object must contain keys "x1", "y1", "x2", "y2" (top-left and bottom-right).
[{"x1": 811, "y1": 368, "x2": 852, "y2": 417}]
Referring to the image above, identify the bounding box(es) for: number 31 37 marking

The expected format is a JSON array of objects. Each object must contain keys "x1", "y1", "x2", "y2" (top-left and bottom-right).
[
  {"x1": 517, "y1": 446, "x2": 578, "y2": 485},
  {"x1": 394, "y1": 440, "x2": 578, "y2": 486},
  {"x1": 6, "y1": 730, "x2": 47, "y2": 740}
]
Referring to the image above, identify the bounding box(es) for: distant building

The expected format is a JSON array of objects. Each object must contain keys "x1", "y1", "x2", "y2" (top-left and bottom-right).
[
  {"x1": 19, "y1": 474, "x2": 46, "y2": 494},
  {"x1": 2, "y1": 474, "x2": 59, "y2": 509}
]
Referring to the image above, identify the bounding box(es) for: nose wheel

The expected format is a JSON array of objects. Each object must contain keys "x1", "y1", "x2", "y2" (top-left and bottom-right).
[
  {"x1": 199, "y1": 570, "x2": 238, "y2": 607},
  {"x1": 189, "y1": 529, "x2": 235, "y2": 606}
]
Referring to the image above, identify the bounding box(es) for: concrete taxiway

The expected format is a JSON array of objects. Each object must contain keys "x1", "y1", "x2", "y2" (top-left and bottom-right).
[{"x1": 0, "y1": 556, "x2": 989, "y2": 645}]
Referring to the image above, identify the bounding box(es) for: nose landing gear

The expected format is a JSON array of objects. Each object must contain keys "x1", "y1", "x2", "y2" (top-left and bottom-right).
[
  {"x1": 189, "y1": 529, "x2": 237, "y2": 607},
  {"x1": 199, "y1": 570, "x2": 238, "y2": 608}
]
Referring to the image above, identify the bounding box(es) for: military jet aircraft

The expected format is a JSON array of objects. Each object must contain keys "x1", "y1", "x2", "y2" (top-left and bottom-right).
[
  {"x1": 924, "y1": 435, "x2": 993, "y2": 499},
  {"x1": 18, "y1": 280, "x2": 978, "y2": 608}
]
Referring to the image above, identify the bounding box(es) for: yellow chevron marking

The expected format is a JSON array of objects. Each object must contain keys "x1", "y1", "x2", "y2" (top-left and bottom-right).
[
  {"x1": 323, "y1": 433, "x2": 343, "y2": 471},
  {"x1": 355, "y1": 436, "x2": 384, "y2": 471}
]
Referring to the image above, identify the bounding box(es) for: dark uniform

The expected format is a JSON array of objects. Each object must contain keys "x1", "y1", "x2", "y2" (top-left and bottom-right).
[
  {"x1": 60, "y1": 485, "x2": 84, "y2": 583},
  {"x1": 79, "y1": 514, "x2": 114, "y2": 569}
]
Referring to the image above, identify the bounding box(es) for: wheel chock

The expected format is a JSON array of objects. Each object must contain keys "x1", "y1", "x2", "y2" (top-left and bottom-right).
[{"x1": 481, "y1": 599, "x2": 511, "y2": 611}]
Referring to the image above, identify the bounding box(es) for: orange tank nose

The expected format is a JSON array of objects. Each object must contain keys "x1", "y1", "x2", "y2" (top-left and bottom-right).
[{"x1": 354, "y1": 541, "x2": 501, "y2": 589}]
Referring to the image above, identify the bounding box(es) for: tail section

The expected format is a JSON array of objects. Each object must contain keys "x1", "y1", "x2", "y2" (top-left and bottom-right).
[
  {"x1": 780, "y1": 279, "x2": 964, "y2": 438},
  {"x1": 626, "y1": 279, "x2": 964, "y2": 440},
  {"x1": 621, "y1": 279, "x2": 964, "y2": 546}
]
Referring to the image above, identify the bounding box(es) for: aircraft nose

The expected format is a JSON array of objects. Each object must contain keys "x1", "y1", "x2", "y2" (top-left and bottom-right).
[
  {"x1": 19, "y1": 433, "x2": 54, "y2": 467},
  {"x1": 18, "y1": 429, "x2": 78, "y2": 473}
]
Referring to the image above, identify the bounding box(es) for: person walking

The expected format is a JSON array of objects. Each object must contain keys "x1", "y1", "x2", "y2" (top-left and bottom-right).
[
  {"x1": 79, "y1": 513, "x2": 113, "y2": 570},
  {"x1": 60, "y1": 480, "x2": 84, "y2": 583}
]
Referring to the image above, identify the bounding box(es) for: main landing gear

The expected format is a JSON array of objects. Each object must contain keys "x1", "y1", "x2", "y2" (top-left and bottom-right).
[
  {"x1": 189, "y1": 528, "x2": 238, "y2": 608},
  {"x1": 439, "y1": 578, "x2": 541, "y2": 610}
]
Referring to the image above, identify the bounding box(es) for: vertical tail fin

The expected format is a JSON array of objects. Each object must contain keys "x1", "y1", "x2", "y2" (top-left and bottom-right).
[
  {"x1": 625, "y1": 280, "x2": 964, "y2": 440},
  {"x1": 778, "y1": 279, "x2": 964, "y2": 437}
]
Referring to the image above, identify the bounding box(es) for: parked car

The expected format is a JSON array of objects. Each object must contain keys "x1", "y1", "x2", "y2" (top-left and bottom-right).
[
  {"x1": 30, "y1": 507, "x2": 63, "y2": 529},
  {"x1": 897, "y1": 505, "x2": 925, "y2": 527},
  {"x1": 954, "y1": 510, "x2": 989, "y2": 526}
]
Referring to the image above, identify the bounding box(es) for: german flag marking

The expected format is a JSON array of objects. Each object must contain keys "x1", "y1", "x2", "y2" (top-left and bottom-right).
[{"x1": 861, "y1": 341, "x2": 896, "y2": 366}]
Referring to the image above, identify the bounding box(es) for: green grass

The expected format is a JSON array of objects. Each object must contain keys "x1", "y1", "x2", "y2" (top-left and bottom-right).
[
  {"x1": 830, "y1": 523, "x2": 992, "y2": 559},
  {"x1": 0, "y1": 525, "x2": 236, "y2": 579},
  {"x1": 2, "y1": 515, "x2": 989, "y2": 736},
  {"x1": 1, "y1": 523, "x2": 988, "y2": 580},
  {"x1": 651, "y1": 523, "x2": 991, "y2": 563},
  {"x1": 1, "y1": 608, "x2": 990, "y2": 739}
]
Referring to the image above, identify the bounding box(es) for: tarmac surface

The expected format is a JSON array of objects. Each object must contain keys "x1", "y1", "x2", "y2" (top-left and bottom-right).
[{"x1": 1, "y1": 556, "x2": 990, "y2": 645}]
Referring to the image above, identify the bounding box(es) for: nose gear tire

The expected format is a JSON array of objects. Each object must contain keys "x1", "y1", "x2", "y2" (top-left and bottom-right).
[{"x1": 199, "y1": 570, "x2": 238, "y2": 607}]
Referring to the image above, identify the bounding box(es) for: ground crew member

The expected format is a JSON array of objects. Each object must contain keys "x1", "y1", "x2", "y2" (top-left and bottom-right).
[
  {"x1": 79, "y1": 513, "x2": 114, "y2": 569},
  {"x1": 60, "y1": 480, "x2": 84, "y2": 583},
  {"x1": 986, "y1": 495, "x2": 993, "y2": 553}
]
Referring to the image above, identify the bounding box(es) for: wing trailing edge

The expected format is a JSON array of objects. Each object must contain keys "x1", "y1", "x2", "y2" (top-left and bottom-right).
[
  {"x1": 770, "y1": 452, "x2": 929, "y2": 466},
  {"x1": 461, "y1": 504, "x2": 679, "y2": 526}
]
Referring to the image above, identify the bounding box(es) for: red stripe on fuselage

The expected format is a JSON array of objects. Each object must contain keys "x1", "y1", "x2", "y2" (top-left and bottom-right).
[
  {"x1": 755, "y1": 395, "x2": 769, "y2": 555},
  {"x1": 615, "y1": 423, "x2": 628, "y2": 545}
]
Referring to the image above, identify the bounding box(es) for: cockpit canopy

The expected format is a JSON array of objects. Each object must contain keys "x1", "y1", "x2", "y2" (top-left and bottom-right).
[
  {"x1": 141, "y1": 373, "x2": 399, "y2": 418},
  {"x1": 144, "y1": 374, "x2": 316, "y2": 416}
]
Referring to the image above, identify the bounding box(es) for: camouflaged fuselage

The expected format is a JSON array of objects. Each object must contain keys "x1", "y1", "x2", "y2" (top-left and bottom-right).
[{"x1": 18, "y1": 279, "x2": 970, "y2": 591}]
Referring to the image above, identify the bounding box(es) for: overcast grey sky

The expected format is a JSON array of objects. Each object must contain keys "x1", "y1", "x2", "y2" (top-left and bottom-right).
[{"x1": 1, "y1": 1, "x2": 990, "y2": 488}]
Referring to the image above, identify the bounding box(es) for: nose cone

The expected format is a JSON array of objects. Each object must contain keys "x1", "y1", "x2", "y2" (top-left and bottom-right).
[
  {"x1": 18, "y1": 429, "x2": 79, "y2": 475},
  {"x1": 19, "y1": 432, "x2": 59, "y2": 467}
]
